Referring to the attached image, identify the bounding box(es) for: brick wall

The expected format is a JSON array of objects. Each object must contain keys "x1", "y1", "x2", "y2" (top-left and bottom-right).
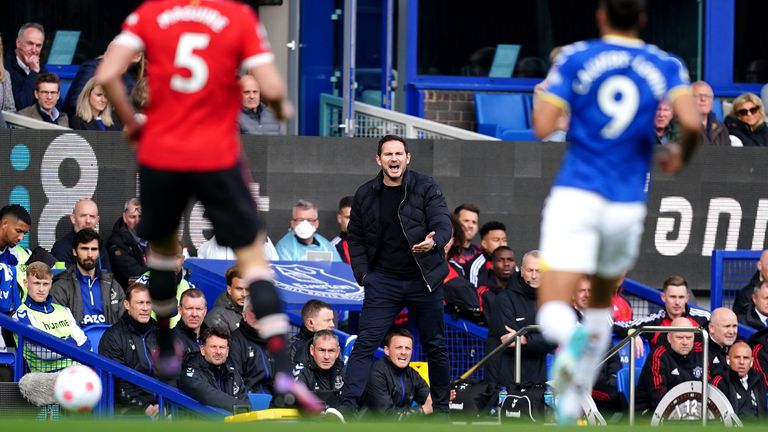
[{"x1": 422, "y1": 90, "x2": 476, "y2": 132}]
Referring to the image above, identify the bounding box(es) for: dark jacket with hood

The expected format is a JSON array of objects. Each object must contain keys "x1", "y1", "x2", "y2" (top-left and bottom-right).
[
  {"x1": 360, "y1": 356, "x2": 430, "y2": 415},
  {"x1": 711, "y1": 368, "x2": 767, "y2": 420},
  {"x1": 724, "y1": 115, "x2": 768, "y2": 147},
  {"x1": 635, "y1": 344, "x2": 705, "y2": 412},
  {"x1": 204, "y1": 292, "x2": 243, "y2": 332},
  {"x1": 348, "y1": 169, "x2": 452, "y2": 290},
  {"x1": 229, "y1": 318, "x2": 273, "y2": 393},
  {"x1": 295, "y1": 355, "x2": 345, "y2": 407},
  {"x1": 51, "y1": 265, "x2": 125, "y2": 326},
  {"x1": 486, "y1": 271, "x2": 555, "y2": 386},
  {"x1": 107, "y1": 217, "x2": 148, "y2": 288}
]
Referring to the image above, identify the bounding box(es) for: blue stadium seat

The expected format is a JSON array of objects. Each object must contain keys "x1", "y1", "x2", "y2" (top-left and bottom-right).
[
  {"x1": 342, "y1": 334, "x2": 356, "y2": 365},
  {"x1": 711, "y1": 98, "x2": 724, "y2": 122},
  {"x1": 616, "y1": 367, "x2": 642, "y2": 402},
  {"x1": 0, "y1": 351, "x2": 15, "y2": 377},
  {"x1": 474, "y1": 92, "x2": 536, "y2": 140},
  {"x1": 84, "y1": 324, "x2": 111, "y2": 354},
  {"x1": 616, "y1": 337, "x2": 650, "y2": 370}
]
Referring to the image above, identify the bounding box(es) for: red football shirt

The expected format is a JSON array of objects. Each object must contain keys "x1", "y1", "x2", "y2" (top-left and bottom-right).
[{"x1": 115, "y1": 0, "x2": 274, "y2": 171}]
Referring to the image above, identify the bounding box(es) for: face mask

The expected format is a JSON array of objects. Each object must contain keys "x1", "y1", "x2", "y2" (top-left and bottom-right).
[{"x1": 294, "y1": 220, "x2": 316, "y2": 240}]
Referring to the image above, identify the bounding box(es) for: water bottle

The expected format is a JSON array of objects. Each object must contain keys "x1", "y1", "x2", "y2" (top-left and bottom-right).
[
  {"x1": 497, "y1": 386, "x2": 508, "y2": 421},
  {"x1": 543, "y1": 386, "x2": 555, "y2": 423}
]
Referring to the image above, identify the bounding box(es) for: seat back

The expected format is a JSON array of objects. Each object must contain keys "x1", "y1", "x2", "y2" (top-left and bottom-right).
[
  {"x1": 474, "y1": 93, "x2": 531, "y2": 137},
  {"x1": 84, "y1": 324, "x2": 112, "y2": 354},
  {"x1": 616, "y1": 367, "x2": 643, "y2": 402}
]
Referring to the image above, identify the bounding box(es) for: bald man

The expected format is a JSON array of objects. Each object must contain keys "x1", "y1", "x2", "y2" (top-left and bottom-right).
[
  {"x1": 238, "y1": 75, "x2": 281, "y2": 135},
  {"x1": 711, "y1": 342, "x2": 767, "y2": 420},
  {"x1": 708, "y1": 307, "x2": 739, "y2": 376},
  {"x1": 51, "y1": 198, "x2": 111, "y2": 270},
  {"x1": 636, "y1": 317, "x2": 705, "y2": 413},
  {"x1": 733, "y1": 250, "x2": 768, "y2": 317}
]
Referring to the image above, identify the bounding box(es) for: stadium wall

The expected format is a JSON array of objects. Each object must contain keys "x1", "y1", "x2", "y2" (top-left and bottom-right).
[{"x1": 1, "y1": 129, "x2": 766, "y2": 292}]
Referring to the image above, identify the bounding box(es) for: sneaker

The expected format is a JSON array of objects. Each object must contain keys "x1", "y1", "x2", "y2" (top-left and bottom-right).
[
  {"x1": 322, "y1": 407, "x2": 346, "y2": 423},
  {"x1": 550, "y1": 326, "x2": 589, "y2": 424},
  {"x1": 273, "y1": 372, "x2": 324, "y2": 414}
]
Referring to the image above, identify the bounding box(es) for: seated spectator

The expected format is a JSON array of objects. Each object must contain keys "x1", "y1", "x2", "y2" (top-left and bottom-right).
[
  {"x1": 238, "y1": 74, "x2": 281, "y2": 135},
  {"x1": 107, "y1": 198, "x2": 148, "y2": 288},
  {"x1": 289, "y1": 299, "x2": 336, "y2": 366},
  {"x1": 708, "y1": 307, "x2": 739, "y2": 377},
  {"x1": 131, "y1": 77, "x2": 148, "y2": 122},
  {"x1": 732, "y1": 250, "x2": 768, "y2": 318},
  {"x1": 443, "y1": 215, "x2": 483, "y2": 322},
  {"x1": 50, "y1": 228, "x2": 125, "y2": 327},
  {"x1": 69, "y1": 78, "x2": 122, "y2": 131},
  {"x1": 99, "y1": 283, "x2": 159, "y2": 417},
  {"x1": 205, "y1": 266, "x2": 248, "y2": 332},
  {"x1": 711, "y1": 342, "x2": 767, "y2": 420},
  {"x1": 749, "y1": 326, "x2": 768, "y2": 387},
  {"x1": 635, "y1": 317, "x2": 705, "y2": 414},
  {"x1": 452, "y1": 204, "x2": 483, "y2": 267},
  {"x1": 572, "y1": 277, "x2": 622, "y2": 414},
  {"x1": 276, "y1": 200, "x2": 341, "y2": 262},
  {"x1": 464, "y1": 221, "x2": 508, "y2": 287},
  {"x1": 294, "y1": 329, "x2": 345, "y2": 408},
  {"x1": 477, "y1": 245, "x2": 515, "y2": 325},
  {"x1": 50, "y1": 198, "x2": 111, "y2": 271},
  {"x1": 12, "y1": 262, "x2": 90, "y2": 372},
  {"x1": 229, "y1": 295, "x2": 273, "y2": 393},
  {"x1": 738, "y1": 280, "x2": 768, "y2": 331},
  {"x1": 360, "y1": 328, "x2": 432, "y2": 416},
  {"x1": 135, "y1": 242, "x2": 194, "y2": 328},
  {"x1": 3, "y1": 23, "x2": 45, "y2": 111},
  {"x1": 614, "y1": 275, "x2": 710, "y2": 348},
  {"x1": 172, "y1": 288, "x2": 208, "y2": 354},
  {"x1": 724, "y1": 92, "x2": 768, "y2": 147},
  {"x1": 486, "y1": 250, "x2": 554, "y2": 387},
  {"x1": 17, "y1": 73, "x2": 68, "y2": 127},
  {"x1": 0, "y1": 204, "x2": 31, "y2": 316},
  {"x1": 330, "y1": 196, "x2": 352, "y2": 264},
  {"x1": 0, "y1": 35, "x2": 16, "y2": 113},
  {"x1": 178, "y1": 326, "x2": 248, "y2": 413},
  {"x1": 654, "y1": 100, "x2": 676, "y2": 144},
  {"x1": 691, "y1": 81, "x2": 730, "y2": 146}
]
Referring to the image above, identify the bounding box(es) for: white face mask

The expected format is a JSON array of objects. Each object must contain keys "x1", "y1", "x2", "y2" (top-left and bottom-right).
[{"x1": 294, "y1": 220, "x2": 316, "y2": 240}]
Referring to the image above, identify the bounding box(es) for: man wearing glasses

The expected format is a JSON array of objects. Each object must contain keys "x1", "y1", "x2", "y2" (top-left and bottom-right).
[
  {"x1": 17, "y1": 73, "x2": 68, "y2": 127},
  {"x1": 108, "y1": 198, "x2": 149, "y2": 288},
  {"x1": 275, "y1": 199, "x2": 341, "y2": 262},
  {"x1": 691, "y1": 81, "x2": 731, "y2": 146}
]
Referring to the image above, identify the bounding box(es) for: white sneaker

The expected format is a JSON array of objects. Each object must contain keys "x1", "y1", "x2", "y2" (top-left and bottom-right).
[{"x1": 322, "y1": 407, "x2": 346, "y2": 423}]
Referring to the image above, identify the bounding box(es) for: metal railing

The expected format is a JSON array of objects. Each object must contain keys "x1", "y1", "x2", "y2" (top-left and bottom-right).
[
  {"x1": 319, "y1": 93, "x2": 499, "y2": 140},
  {"x1": 602, "y1": 326, "x2": 710, "y2": 426},
  {"x1": 513, "y1": 325, "x2": 541, "y2": 384},
  {"x1": 1, "y1": 111, "x2": 72, "y2": 130}
]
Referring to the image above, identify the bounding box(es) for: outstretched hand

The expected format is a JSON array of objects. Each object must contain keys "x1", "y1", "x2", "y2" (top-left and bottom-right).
[{"x1": 412, "y1": 231, "x2": 436, "y2": 253}]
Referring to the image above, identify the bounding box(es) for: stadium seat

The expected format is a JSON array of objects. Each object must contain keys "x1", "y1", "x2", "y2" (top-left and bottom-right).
[
  {"x1": 342, "y1": 334, "x2": 356, "y2": 365},
  {"x1": 616, "y1": 337, "x2": 650, "y2": 370},
  {"x1": 474, "y1": 92, "x2": 536, "y2": 140},
  {"x1": 616, "y1": 367, "x2": 642, "y2": 402},
  {"x1": 711, "y1": 98, "x2": 724, "y2": 122},
  {"x1": 83, "y1": 324, "x2": 111, "y2": 354},
  {"x1": 0, "y1": 351, "x2": 15, "y2": 377}
]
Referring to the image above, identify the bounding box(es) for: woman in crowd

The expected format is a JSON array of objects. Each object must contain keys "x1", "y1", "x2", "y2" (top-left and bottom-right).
[
  {"x1": 70, "y1": 78, "x2": 122, "y2": 131},
  {"x1": 724, "y1": 92, "x2": 768, "y2": 146},
  {"x1": 0, "y1": 36, "x2": 16, "y2": 113}
]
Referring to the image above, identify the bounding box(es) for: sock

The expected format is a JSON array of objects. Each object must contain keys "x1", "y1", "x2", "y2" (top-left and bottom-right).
[
  {"x1": 576, "y1": 308, "x2": 613, "y2": 388},
  {"x1": 146, "y1": 253, "x2": 178, "y2": 325},
  {"x1": 536, "y1": 301, "x2": 577, "y2": 345}
]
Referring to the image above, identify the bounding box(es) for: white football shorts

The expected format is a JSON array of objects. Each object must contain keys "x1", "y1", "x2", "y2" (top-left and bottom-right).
[{"x1": 539, "y1": 186, "x2": 647, "y2": 278}]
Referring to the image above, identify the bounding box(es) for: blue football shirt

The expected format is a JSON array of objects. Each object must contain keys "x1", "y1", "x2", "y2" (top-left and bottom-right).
[{"x1": 541, "y1": 35, "x2": 691, "y2": 202}]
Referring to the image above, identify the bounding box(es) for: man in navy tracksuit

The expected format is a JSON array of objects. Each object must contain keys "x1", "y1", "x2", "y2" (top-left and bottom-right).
[{"x1": 339, "y1": 135, "x2": 452, "y2": 414}]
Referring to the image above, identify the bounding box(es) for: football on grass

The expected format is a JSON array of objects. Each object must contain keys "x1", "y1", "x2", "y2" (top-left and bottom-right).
[{"x1": 54, "y1": 365, "x2": 103, "y2": 412}]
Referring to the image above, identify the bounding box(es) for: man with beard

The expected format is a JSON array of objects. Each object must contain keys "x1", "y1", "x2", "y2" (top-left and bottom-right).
[
  {"x1": 51, "y1": 228, "x2": 125, "y2": 328},
  {"x1": 486, "y1": 250, "x2": 555, "y2": 387}
]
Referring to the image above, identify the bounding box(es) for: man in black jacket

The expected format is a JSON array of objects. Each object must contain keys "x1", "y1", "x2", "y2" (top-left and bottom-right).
[
  {"x1": 51, "y1": 228, "x2": 124, "y2": 327},
  {"x1": 295, "y1": 329, "x2": 345, "y2": 408},
  {"x1": 635, "y1": 317, "x2": 706, "y2": 414},
  {"x1": 107, "y1": 198, "x2": 148, "y2": 288},
  {"x1": 340, "y1": 135, "x2": 452, "y2": 414},
  {"x1": 712, "y1": 342, "x2": 767, "y2": 421},
  {"x1": 205, "y1": 266, "x2": 248, "y2": 332},
  {"x1": 98, "y1": 283, "x2": 159, "y2": 417},
  {"x1": 708, "y1": 307, "x2": 739, "y2": 377},
  {"x1": 732, "y1": 250, "x2": 768, "y2": 317},
  {"x1": 179, "y1": 326, "x2": 248, "y2": 412},
  {"x1": 486, "y1": 250, "x2": 554, "y2": 386},
  {"x1": 360, "y1": 329, "x2": 431, "y2": 417},
  {"x1": 173, "y1": 288, "x2": 208, "y2": 354},
  {"x1": 229, "y1": 296, "x2": 273, "y2": 393},
  {"x1": 50, "y1": 199, "x2": 111, "y2": 271},
  {"x1": 289, "y1": 299, "x2": 335, "y2": 366},
  {"x1": 738, "y1": 281, "x2": 768, "y2": 331}
]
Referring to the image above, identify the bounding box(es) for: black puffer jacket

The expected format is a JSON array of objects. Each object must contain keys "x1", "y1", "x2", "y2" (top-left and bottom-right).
[
  {"x1": 360, "y1": 356, "x2": 430, "y2": 415},
  {"x1": 98, "y1": 313, "x2": 158, "y2": 408},
  {"x1": 178, "y1": 351, "x2": 248, "y2": 412},
  {"x1": 107, "y1": 218, "x2": 148, "y2": 288},
  {"x1": 348, "y1": 169, "x2": 452, "y2": 290},
  {"x1": 724, "y1": 115, "x2": 768, "y2": 147},
  {"x1": 229, "y1": 318, "x2": 273, "y2": 393},
  {"x1": 295, "y1": 356, "x2": 345, "y2": 408}
]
